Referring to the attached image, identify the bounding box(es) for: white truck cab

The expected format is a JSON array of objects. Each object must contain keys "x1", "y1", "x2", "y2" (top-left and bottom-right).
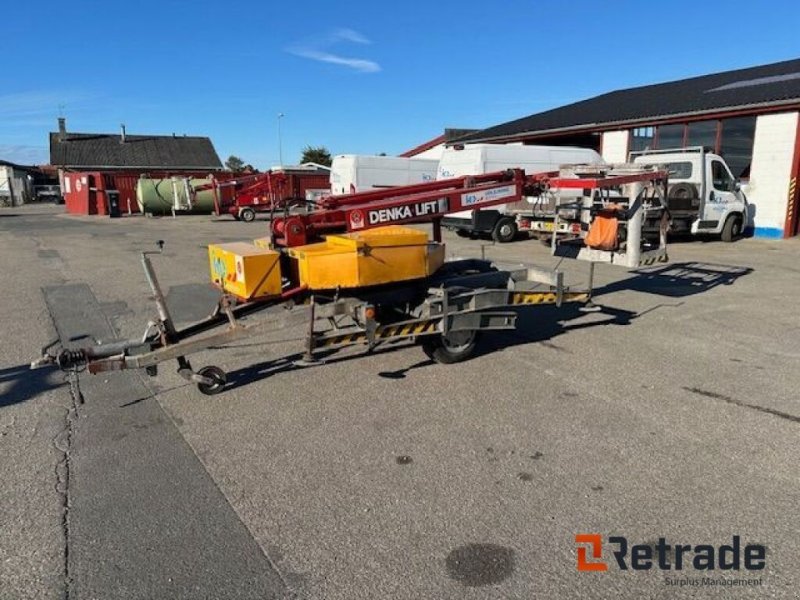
[{"x1": 630, "y1": 146, "x2": 749, "y2": 241}]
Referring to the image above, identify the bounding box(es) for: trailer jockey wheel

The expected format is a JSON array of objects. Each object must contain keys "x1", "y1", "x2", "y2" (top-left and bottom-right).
[
  {"x1": 239, "y1": 208, "x2": 256, "y2": 222},
  {"x1": 197, "y1": 365, "x2": 227, "y2": 395},
  {"x1": 421, "y1": 330, "x2": 479, "y2": 364}
]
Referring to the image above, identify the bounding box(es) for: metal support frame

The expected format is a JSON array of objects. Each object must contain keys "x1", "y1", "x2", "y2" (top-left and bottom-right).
[{"x1": 550, "y1": 165, "x2": 670, "y2": 268}]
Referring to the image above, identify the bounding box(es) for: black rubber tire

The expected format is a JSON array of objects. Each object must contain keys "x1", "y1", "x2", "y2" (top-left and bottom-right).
[
  {"x1": 197, "y1": 366, "x2": 227, "y2": 395},
  {"x1": 232, "y1": 214, "x2": 241, "y2": 221},
  {"x1": 421, "y1": 330, "x2": 478, "y2": 364},
  {"x1": 721, "y1": 214, "x2": 742, "y2": 242},
  {"x1": 492, "y1": 217, "x2": 517, "y2": 243},
  {"x1": 239, "y1": 208, "x2": 256, "y2": 222},
  {"x1": 455, "y1": 229, "x2": 474, "y2": 238}
]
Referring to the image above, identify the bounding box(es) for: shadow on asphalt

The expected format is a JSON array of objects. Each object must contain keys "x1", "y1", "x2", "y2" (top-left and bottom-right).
[
  {"x1": 221, "y1": 261, "x2": 752, "y2": 393},
  {"x1": 223, "y1": 347, "x2": 418, "y2": 392},
  {"x1": 0, "y1": 364, "x2": 64, "y2": 407},
  {"x1": 592, "y1": 261, "x2": 752, "y2": 298},
  {"x1": 36, "y1": 261, "x2": 753, "y2": 400}
]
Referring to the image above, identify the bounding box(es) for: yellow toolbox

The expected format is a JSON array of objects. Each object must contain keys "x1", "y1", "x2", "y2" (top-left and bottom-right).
[
  {"x1": 208, "y1": 242, "x2": 282, "y2": 301},
  {"x1": 286, "y1": 225, "x2": 445, "y2": 290}
]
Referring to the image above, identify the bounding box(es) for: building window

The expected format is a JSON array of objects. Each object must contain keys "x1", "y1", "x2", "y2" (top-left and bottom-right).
[
  {"x1": 630, "y1": 115, "x2": 755, "y2": 180},
  {"x1": 656, "y1": 124, "x2": 685, "y2": 149},
  {"x1": 686, "y1": 120, "x2": 719, "y2": 150},
  {"x1": 630, "y1": 126, "x2": 655, "y2": 151},
  {"x1": 719, "y1": 116, "x2": 756, "y2": 179}
]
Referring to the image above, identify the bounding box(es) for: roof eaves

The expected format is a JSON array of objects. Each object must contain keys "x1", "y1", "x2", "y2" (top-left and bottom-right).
[
  {"x1": 458, "y1": 98, "x2": 800, "y2": 144},
  {"x1": 399, "y1": 134, "x2": 446, "y2": 157}
]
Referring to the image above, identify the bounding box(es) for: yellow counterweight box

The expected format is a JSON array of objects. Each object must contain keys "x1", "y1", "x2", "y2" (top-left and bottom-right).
[
  {"x1": 208, "y1": 242, "x2": 282, "y2": 301},
  {"x1": 286, "y1": 225, "x2": 445, "y2": 290}
]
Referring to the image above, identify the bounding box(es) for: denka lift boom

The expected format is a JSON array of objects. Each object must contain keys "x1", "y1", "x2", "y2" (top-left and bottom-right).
[{"x1": 32, "y1": 165, "x2": 669, "y2": 395}]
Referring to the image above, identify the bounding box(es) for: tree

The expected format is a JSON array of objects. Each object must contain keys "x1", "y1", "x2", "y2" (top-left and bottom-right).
[
  {"x1": 225, "y1": 155, "x2": 245, "y2": 171},
  {"x1": 300, "y1": 145, "x2": 332, "y2": 167}
]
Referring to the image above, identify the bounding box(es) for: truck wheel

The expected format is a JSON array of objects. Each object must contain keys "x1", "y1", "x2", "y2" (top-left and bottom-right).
[
  {"x1": 421, "y1": 330, "x2": 478, "y2": 364},
  {"x1": 721, "y1": 214, "x2": 742, "y2": 242},
  {"x1": 239, "y1": 208, "x2": 256, "y2": 222},
  {"x1": 492, "y1": 217, "x2": 517, "y2": 243}
]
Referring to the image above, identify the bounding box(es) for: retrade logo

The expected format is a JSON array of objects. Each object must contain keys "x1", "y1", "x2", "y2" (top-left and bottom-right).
[
  {"x1": 576, "y1": 534, "x2": 607, "y2": 572},
  {"x1": 575, "y1": 535, "x2": 766, "y2": 572}
]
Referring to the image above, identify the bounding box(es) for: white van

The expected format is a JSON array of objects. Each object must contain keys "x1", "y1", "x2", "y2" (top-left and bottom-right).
[
  {"x1": 330, "y1": 155, "x2": 438, "y2": 195},
  {"x1": 438, "y1": 144, "x2": 604, "y2": 242}
]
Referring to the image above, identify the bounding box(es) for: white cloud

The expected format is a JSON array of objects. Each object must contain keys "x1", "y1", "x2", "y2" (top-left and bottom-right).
[
  {"x1": 289, "y1": 49, "x2": 381, "y2": 73},
  {"x1": 287, "y1": 27, "x2": 380, "y2": 73},
  {"x1": 333, "y1": 28, "x2": 371, "y2": 44}
]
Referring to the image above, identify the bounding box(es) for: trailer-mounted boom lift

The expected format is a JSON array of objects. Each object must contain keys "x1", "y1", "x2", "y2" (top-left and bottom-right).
[{"x1": 32, "y1": 165, "x2": 669, "y2": 395}]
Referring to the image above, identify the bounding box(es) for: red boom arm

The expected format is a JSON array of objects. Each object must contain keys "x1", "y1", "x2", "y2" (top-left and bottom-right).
[{"x1": 271, "y1": 169, "x2": 547, "y2": 247}]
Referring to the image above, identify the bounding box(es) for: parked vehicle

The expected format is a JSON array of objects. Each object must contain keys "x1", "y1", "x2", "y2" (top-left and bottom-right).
[
  {"x1": 222, "y1": 166, "x2": 330, "y2": 222},
  {"x1": 630, "y1": 147, "x2": 749, "y2": 241},
  {"x1": 438, "y1": 144, "x2": 604, "y2": 242},
  {"x1": 34, "y1": 184, "x2": 63, "y2": 203},
  {"x1": 330, "y1": 155, "x2": 438, "y2": 195}
]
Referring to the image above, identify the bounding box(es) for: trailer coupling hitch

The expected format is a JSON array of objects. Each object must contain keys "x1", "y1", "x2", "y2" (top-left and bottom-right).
[{"x1": 30, "y1": 337, "x2": 143, "y2": 372}]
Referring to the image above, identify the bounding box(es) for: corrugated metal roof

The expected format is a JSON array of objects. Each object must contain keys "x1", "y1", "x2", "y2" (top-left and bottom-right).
[
  {"x1": 50, "y1": 131, "x2": 223, "y2": 170},
  {"x1": 460, "y1": 57, "x2": 800, "y2": 143}
]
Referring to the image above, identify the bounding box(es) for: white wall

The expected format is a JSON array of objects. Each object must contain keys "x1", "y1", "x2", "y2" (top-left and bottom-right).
[
  {"x1": 601, "y1": 130, "x2": 629, "y2": 163},
  {"x1": 747, "y1": 112, "x2": 798, "y2": 237},
  {"x1": 0, "y1": 166, "x2": 30, "y2": 206}
]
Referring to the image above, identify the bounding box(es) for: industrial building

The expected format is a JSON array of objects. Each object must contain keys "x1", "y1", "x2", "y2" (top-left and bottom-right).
[
  {"x1": 49, "y1": 118, "x2": 223, "y2": 215},
  {"x1": 425, "y1": 58, "x2": 800, "y2": 239}
]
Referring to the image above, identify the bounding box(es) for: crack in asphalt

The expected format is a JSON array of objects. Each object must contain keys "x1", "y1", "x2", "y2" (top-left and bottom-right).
[{"x1": 52, "y1": 371, "x2": 83, "y2": 600}]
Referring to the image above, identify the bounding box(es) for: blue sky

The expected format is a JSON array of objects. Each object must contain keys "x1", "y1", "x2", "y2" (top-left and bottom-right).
[{"x1": 3, "y1": 0, "x2": 799, "y2": 167}]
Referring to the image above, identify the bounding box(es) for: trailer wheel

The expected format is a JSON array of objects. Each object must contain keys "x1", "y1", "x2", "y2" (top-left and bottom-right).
[
  {"x1": 421, "y1": 330, "x2": 478, "y2": 364},
  {"x1": 492, "y1": 217, "x2": 517, "y2": 243},
  {"x1": 239, "y1": 208, "x2": 256, "y2": 222},
  {"x1": 197, "y1": 366, "x2": 227, "y2": 395},
  {"x1": 721, "y1": 214, "x2": 742, "y2": 242}
]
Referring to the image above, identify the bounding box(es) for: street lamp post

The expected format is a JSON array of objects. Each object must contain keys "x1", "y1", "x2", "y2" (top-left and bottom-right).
[{"x1": 277, "y1": 112, "x2": 285, "y2": 167}]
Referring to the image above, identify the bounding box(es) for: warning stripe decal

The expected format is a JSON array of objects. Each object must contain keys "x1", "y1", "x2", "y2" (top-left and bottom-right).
[
  {"x1": 315, "y1": 319, "x2": 441, "y2": 348},
  {"x1": 511, "y1": 292, "x2": 558, "y2": 305},
  {"x1": 786, "y1": 177, "x2": 797, "y2": 236}
]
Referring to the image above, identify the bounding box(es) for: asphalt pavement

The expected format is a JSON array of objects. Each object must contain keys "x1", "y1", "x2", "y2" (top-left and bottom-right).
[{"x1": 1, "y1": 204, "x2": 798, "y2": 599}]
